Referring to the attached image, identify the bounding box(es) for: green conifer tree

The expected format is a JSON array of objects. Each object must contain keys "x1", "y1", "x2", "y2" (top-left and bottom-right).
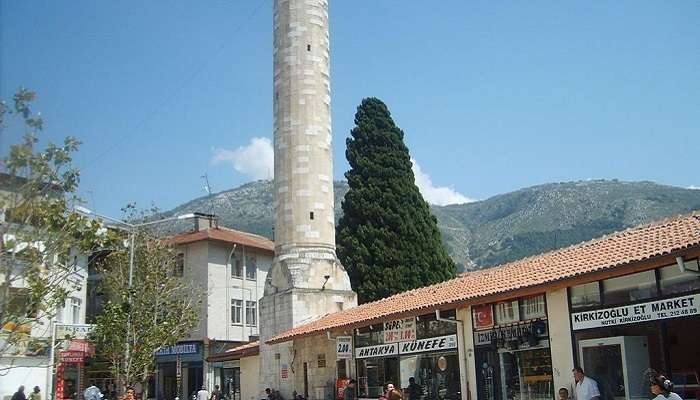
[{"x1": 336, "y1": 98, "x2": 455, "y2": 303}]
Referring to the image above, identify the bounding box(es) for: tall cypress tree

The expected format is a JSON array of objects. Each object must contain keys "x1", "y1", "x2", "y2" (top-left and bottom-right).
[{"x1": 336, "y1": 97, "x2": 456, "y2": 303}]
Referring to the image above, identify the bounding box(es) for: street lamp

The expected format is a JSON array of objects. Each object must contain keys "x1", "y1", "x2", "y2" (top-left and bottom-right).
[{"x1": 74, "y1": 206, "x2": 196, "y2": 389}]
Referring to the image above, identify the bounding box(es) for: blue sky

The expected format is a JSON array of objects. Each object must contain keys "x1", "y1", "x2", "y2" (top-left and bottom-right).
[{"x1": 1, "y1": 1, "x2": 699, "y2": 215}]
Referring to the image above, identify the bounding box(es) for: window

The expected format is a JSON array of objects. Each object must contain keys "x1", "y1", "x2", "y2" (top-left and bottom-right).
[
  {"x1": 519, "y1": 295, "x2": 546, "y2": 320},
  {"x1": 231, "y1": 299, "x2": 243, "y2": 324},
  {"x1": 603, "y1": 270, "x2": 657, "y2": 305},
  {"x1": 495, "y1": 300, "x2": 520, "y2": 324},
  {"x1": 307, "y1": 44, "x2": 311, "y2": 51},
  {"x1": 309, "y1": 211, "x2": 314, "y2": 220},
  {"x1": 174, "y1": 253, "x2": 184, "y2": 277},
  {"x1": 570, "y1": 282, "x2": 602, "y2": 309},
  {"x1": 246, "y1": 301, "x2": 257, "y2": 326},
  {"x1": 245, "y1": 255, "x2": 257, "y2": 280},
  {"x1": 659, "y1": 259, "x2": 700, "y2": 295},
  {"x1": 70, "y1": 297, "x2": 81, "y2": 324},
  {"x1": 232, "y1": 253, "x2": 243, "y2": 278}
]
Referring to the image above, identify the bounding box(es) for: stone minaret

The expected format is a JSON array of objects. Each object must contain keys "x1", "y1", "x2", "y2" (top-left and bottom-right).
[{"x1": 259, "y1": 0, "x2": 357, "y2": 396}]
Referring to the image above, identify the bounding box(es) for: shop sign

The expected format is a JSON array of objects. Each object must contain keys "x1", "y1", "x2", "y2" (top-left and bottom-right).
[
  {"x1": 472, "y1": 305, "x2": 494, "y2": 330},
  {"x1": 155, "y1": 342, "x2": 199, "y2": 356},
  {"x1": 176, "y1": 356, "x2": 182, "y2": 378},
  {"x1": 336, "y1": 336, "x2": 352, "y2": 359},
  {"x1": 474, "y1": 321, "x2": 546, "y2": 346},
  {"x1": 399, "y1": 334, "x2": 457, "y2": 355},
  {"x1": 55, "y1": 324, "x2": 94, "y2": 340},
  {"x1": 383, "y1": 317, "x2": 416, "y2": 343},
  {"x1": 355, "y1": 343, "x2": 399, "y2": 359},
  {"x1": 281, "y1": 364, "x2": 289, "y2": 379},
  {"x1": 571, "y1": 293, "x2": 700, "y2": 331},
  {"x1": 59, "y1": 350, "x2": 85, "y2": 363}
]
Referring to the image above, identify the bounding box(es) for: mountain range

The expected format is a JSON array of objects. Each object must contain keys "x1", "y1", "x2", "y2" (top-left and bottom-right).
[{"x1": 160, "y1": 180, "x2": 700, "y2": 271}]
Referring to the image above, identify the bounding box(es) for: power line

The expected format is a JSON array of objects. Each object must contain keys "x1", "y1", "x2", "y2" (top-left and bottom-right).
[{"x1": 81, "y1": 0, "x2": 270, "y2": 170}]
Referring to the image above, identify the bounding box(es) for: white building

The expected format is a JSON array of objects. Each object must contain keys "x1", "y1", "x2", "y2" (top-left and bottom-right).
[
  {"x1": 0, "y1": 172, "x2": 89, "y2": 400},
  {"x1": 154, "y1": 217, "x2": 274, "y2": 400}
]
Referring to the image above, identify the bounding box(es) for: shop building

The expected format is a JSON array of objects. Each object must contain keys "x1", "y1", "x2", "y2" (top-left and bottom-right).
[
  {"x1": 155, "y1": 221, "x2": 274, "y2": 400},
  {"x1": 265, "y1": 213, "x2": 700, "y2": 400}
]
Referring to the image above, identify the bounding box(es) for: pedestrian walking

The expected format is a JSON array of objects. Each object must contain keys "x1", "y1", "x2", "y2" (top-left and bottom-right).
[
  {"x1": 558, "y1": 387, "x2": 570, "y2": 400},
  {"x1": 343, "y1": 380, "x2": 357, "y2": 400},
  {"x1": 28, "y1": 387, "x2": 41, "y2": 400},
  {"x1": 573, "y1": 367, "x2": 600, "y2": 400},
  {"x1": 11, "y1": 386, "x2": 27, "y2": 400},
  {"x1": 197, "y1": 386, "x2": 210, "y2": 400},
  {"x1": 210, "y1": 385, "x2": 222, "y2": 400},
  {"x1": 386, "y1": 383, "x2": 403, "y2": 400},
  {"x1": 406, "y1": 378, "x2": 421, "y2": 400},
  {"x1": 650, "y1": 373, "x2": 683, "y2": 400}
]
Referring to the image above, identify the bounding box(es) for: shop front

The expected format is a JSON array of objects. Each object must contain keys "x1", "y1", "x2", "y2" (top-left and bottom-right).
[
  {"x1": 155, "y1": 342, "x2": 203, "y2": 400},
  {"x1": 354, "y1": 313, "x2": 461, "y2": 400},
  {"x1": 569, "y1": 258, "x2": 700, "y2": 400},
  {"x1": 472, "y1": 295, "x2": 553, "y2": 400}
]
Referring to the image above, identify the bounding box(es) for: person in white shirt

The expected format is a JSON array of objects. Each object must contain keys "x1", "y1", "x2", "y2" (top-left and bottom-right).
[
  {"x1": 573, "y1": 367, "x2": 600, "y2": 400},
  {"x1": 650, "y1": 373, "x2": 684, "y2": 400},
  {"x1": 197, "y1": 386, "x2": 210, "y2": 400}
]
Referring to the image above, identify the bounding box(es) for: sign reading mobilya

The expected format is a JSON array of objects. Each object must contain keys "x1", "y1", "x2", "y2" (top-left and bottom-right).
[
  {"x1": 572, "y1": 294, "x2": 700, "y2": 331},
  {"x1": 155, "y1": 343, "x2": 199, "y2": 356}
]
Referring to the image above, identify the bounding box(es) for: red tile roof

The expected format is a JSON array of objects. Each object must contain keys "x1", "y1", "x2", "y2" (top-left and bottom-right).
[
  {"x1": 268, "y1": 212, "x2": 700, "y2": 344},
  {"x1": 207, "y1": 341, "x2": 260, "y2": 361},
  {"x1": 172, "y1": 227, "x2": 274, "y2": 253}
]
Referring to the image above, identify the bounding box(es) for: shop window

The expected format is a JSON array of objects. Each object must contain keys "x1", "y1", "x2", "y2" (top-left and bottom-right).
[
  {"x1": 519, "y1": 295, "x2": 546, "y2": 320},
  {"x1": 400, "y1": 354, "x2": 461, "y2": 400},
  {"x1": 602, "y1": 270, "x2": 657, "y2": 305},
  {"x1": 354, "y1": 324, "x2": 384, "y2": 347},
  {"x1": 357, "y1": 357, "x2": 399, "y2": 398},
  {"x1": 174, "y1": 253, "x2": 184, "y2": 277},
  {"x1": 231, "y1": 253, "x2": 243, "y2": 278},
  {"x1": 231, "y1": 299, "x2": 242, "y2": 324},
  {"x1": 659, "y1": 259, "x2": 700, "y2": 295},
  {"x1": 337, "y1": 359, "x2": 348, "y2": 379},
  {"x1": 495, "y1": 300, "x2": 520, "y2": 324},
  {"x1": 70, "y1": 297, "x2": 82, "y2": 324},
  {"x1": 245, "y1": 254, "x2": 257, "y2": 280},
  {"x1": 246, "y1": 300, "x2": 257, "y2": 326},
  {"x1": 570, "y1": 282, "x2": 602, "y2": 310},
  {"x1": 416, "y1": 317, "x2": 457, "y2": 339}
]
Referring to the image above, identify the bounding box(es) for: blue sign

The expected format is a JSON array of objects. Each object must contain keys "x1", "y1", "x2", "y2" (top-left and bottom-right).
[{"x1": 155, "y1": 343, "x2": 199, "y2": 357}]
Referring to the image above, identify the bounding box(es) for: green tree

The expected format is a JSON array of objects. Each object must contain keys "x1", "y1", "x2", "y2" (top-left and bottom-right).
[
  {"x1": 92, "y1": 208, "x2": 201, "y2": 392},
  {"x1": 0, "y1": 88, "x2": 104, "y2": 368},
  {"x1": 336, "y1": 97, "x2": 455, "y2": 303}
]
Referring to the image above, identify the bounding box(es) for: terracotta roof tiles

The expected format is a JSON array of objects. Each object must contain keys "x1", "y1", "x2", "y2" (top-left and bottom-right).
[
  {"x1": 268, "y1": 212, "x2": 700, "y2": 344},
  {"x1": 172, "y1": 227, "x2": 274, "y2": 253}
]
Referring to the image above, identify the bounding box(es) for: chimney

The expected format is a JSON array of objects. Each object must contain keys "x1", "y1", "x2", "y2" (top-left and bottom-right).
[{"x1": 193, "y1": 213, "x2": 218, "y2": 231}]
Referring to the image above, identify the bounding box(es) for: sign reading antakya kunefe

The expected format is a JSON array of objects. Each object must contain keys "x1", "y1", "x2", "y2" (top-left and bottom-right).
[
  {"x1": 572, "y1": 294, "x2": 700, "y2": 330},
  {"x1": 355, "y1": 335, "x2": 457, "y2": 359},
  {"x1": 383, "y1": 317, "x2": 416, "y2": 343}
]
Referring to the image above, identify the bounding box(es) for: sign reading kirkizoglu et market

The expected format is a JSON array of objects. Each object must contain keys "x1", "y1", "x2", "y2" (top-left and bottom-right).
[
  {"x1": 572, "y1": 294, "x2": 700, "y2": 330},
  {"x1": 155, "y1": 343, "x2": 199, "y2": 356}
]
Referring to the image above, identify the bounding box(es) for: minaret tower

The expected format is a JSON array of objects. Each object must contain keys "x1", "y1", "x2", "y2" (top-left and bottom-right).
[{"x1": 259, "y1": 0, "x2": 357, "y2": 396}]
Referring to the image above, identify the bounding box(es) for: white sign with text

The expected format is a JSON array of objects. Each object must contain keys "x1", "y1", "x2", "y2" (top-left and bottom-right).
[
  {"x1": 571, "y1": 294, "x2": 700, "y2": 330},
  {"x1": 383, "y1": 318, "x2": 416, "y2": 343}
]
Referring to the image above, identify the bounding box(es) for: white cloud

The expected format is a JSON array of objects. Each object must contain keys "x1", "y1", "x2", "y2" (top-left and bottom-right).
[
  {"x1": 688, "y1": 185, "x2": 700, "y2": 190},
  {"x1": 211, "y1": 137, "x2": 274, "y2": 180},
  {"x1": 411, "y1": 158, "x2": 474, "y2": 206}
]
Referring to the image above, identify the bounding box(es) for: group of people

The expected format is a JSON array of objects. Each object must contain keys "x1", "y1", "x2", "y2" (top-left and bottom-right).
[
  {"x1": 11, "y1": 386, "x2": 42, "y2": 400},
  {"x1": 559, "y1": 367, "x2": 684, "y2": 400},
  {"x1": 342, "y1": 377, "x2": 422, "y2": 400}
]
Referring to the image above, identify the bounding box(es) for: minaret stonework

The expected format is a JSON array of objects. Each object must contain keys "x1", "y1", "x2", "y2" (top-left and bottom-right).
[{"x1": 259, "y1": 0, "x2": 357, "y2": 396}]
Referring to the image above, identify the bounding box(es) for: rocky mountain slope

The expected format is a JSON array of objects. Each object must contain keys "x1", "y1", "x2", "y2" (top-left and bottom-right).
[{"x1": 161, "y1": 180, "x2": 700, "y2": 271}]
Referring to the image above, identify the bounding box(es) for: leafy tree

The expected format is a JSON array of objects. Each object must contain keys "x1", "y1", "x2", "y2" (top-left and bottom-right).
[
  {"x1": 92, "y1": 207, "x2": 201, "y2": 392},
  {"x1": 336, "y1": 98, "x2": 455, "y2": 303},
  {"x1": 0, "y1": 88, "x2": 104, "y2": 369}
]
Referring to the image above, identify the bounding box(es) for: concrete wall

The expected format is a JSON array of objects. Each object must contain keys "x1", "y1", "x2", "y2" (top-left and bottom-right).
[
  {"x1": 183, "y1": 241, "x2": 210, "y2": 340},
  {"x1": 0, "y1": 356, "x2": 50, "y2": 399},
  {"x1": 546, "y1": 288, "x2": 575, "y2": 394},
  {"x1": 241, "y1": 355, "x2": 262, "y2": 400},
  {"x1": 292, "y1": 335, "x2": 337, "y2": 400},
  {"x1": 458, "y1": 307, "x2": 479, "y2": 400}
]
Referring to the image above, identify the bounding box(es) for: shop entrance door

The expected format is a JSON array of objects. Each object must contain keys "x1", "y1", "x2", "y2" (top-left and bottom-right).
[{"x1": 578, "y1": 336, "x2": 649, "y2": 400}]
